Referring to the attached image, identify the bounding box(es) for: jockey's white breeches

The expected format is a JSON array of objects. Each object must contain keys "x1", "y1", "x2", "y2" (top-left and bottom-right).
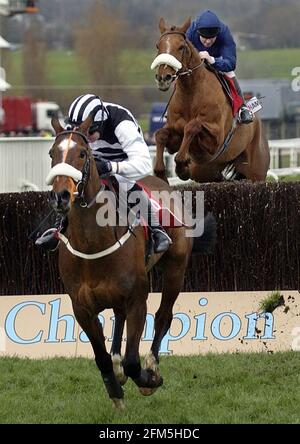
[{"x1": 223, "y1": 71, "x2": 236, "y2": 78}]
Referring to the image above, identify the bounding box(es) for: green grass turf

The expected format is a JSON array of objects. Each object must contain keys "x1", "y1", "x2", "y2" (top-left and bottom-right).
[
  {"x1": 5, "y1": 47, "x2": 299, "y2": 89},
  {"x1": 0, "y1": 352, "x2": 299, "y2": 424}
]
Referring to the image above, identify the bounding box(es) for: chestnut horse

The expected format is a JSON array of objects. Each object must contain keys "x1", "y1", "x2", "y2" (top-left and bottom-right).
[
  {"x1": 151, "y1": 18, "x2": 270, "y2": 183},
  {"x1": 46, "y1": 116, "x2": 216, "y2": 410}
]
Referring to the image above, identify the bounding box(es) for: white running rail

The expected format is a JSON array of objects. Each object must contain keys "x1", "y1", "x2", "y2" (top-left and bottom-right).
[{"x1": 0, "y1": 137, "x2": 299, "y2": 192}]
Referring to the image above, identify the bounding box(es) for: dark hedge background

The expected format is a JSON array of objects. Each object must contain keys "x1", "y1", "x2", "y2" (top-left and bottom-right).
[{"x1": 0, "y1": 182, "x2": 299, "y2": 295}]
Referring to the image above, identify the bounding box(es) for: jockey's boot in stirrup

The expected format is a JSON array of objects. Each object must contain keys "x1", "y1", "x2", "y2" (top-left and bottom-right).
[
  {"x1": 233, "y1": 77, "x2": 254, "y2": 124},
  {"x1": 35, "y1": 214, "x2": 68, "y2": 251},
  {"x1": 146, "y1": 199, "x2": 172, "y2": 254},
  {"x1": 128, "y1": 183, "x2": 172, "y2": 253}
]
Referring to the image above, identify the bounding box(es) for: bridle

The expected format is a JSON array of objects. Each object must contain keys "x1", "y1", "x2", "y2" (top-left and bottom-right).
[
  {"x1": 35, "y1": 128, "x2": 137, "y2": 260},
  {"x1": 155, "y1": 30, "x2": 204, "y2": 118},
  {"x1": 157, "y1": 30, "x2": 204, "y2": 82},
  {"x1": 53, "y1": 129, "x2": 102, "y2": 208},
  {"x1": 50, "y1": 129, "x2": 138, "y2": 260}
]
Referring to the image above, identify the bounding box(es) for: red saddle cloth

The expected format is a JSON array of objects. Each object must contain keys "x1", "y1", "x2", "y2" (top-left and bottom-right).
[
  {"x1": 137, "y1": 182, "x2": 185, "y2": 229},
  {"x1": 225, "y1": 76, "x2": 244, "y2": 116},
  {"x1": 101, "y1": 179, "x2": 185, "y2": 229}
]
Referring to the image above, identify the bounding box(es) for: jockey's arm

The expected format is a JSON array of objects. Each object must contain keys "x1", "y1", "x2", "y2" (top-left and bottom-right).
[
  {"x1": 212, "y1": 31, "x2": 236, "y2": 73},
  {"x1": 111, "y1": 120, "x2": 153, "y2": 181}
]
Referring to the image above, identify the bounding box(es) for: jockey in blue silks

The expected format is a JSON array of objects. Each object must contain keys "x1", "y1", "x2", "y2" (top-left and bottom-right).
[{"x1": 186, "y1": 9, "x2": 253, "y2": 124}]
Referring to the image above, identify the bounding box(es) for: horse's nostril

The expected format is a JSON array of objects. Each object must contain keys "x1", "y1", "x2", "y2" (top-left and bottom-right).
[
  {"x1": 155, "y1": 74, "x2": 162, "y2": 82},
  {"x1": 60, "y1": 190, "x2": 71, "y2": 203},
  {"x1": 164, "y1": 74, "x2": 173, "y2": 82},
  {"x1": 53, "y1": 190, "x2": 71, "y2": 209}
]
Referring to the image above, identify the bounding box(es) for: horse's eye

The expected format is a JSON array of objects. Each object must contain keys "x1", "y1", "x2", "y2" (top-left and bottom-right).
[
  {"x1": 48, "y1": 150, "x2": 53, "y2": 158},
  {"x1": 79, "y1": 150, "x2": 86, "y2": 159},
  {"x1": 179, "y1": 45, "x2": 185, "y2": 51}
]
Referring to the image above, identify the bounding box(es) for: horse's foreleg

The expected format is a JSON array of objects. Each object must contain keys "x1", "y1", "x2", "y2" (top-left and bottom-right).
[
  {"x1": 175, "y1": 119, "x2": 202, "y2": 166},
  {"x1": 110, "y1": 310, "x2": 128, "y2": 386},
  {"x1": 72, "y1": 303, "x2": 124, "y2": 410},
  {"x1": 154, "y1": 127, "x2": 169, "y2": 182}
]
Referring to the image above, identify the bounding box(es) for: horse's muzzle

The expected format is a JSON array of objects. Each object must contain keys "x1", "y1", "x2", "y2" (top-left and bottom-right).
[
  {"x1": 155, "y1": 74, "x2": 173, "y2": 91},
  {"x1": 50, "y1": 190, "x2": 71, "y2": 213}
]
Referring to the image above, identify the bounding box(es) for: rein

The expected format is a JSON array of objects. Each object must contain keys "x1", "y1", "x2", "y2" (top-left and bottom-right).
[{"x1": 207, "y1": 115, "x2": 239, "y2": 164}]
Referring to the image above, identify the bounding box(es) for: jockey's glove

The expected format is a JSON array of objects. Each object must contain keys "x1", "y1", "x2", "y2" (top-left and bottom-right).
[{"x1": 95, "y1": 158, "x2": 113, "y2": 177}]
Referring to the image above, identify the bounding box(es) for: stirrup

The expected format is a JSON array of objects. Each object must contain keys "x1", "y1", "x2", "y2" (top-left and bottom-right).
[
  {"x1": 151, "y1": 227, "x2": 172, "y2": 253},
  {"x1": 35, "y1": 228, "x2": 60, "y2": 252},
  {"x1": 238, "y1": 107, "x2": 254, "y2": 124}
]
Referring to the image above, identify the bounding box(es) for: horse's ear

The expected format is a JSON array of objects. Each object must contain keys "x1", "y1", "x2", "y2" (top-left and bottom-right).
[
  {"x1": 180, "y1": 17, "x2": 191, "y2": 33},
  {"x1": 79, "y1": 115, "x2": 93, "y2": 135},
  {"x1": 159, "y1": 17, "x2": 167, "y2": 34},
  {"x1": 51, "y1": 117, "x2": 64, "y2": 135}
]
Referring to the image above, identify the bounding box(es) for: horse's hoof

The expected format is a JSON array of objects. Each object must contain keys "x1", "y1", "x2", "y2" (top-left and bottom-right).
[
  {"x1": 154, "y1": 170, "x2": 169, "y2": 183},
  {"x1": 175, "y1": 161, "x2": 191, "y2": 181},
  {"x1": 112, "y1": 398, "x2": 125, "y2": 411},
  {"x1": 139, "y1": 373, "x2": 163, "y2": 396},
  {"x1": 139, "y1": 387, "x2": 158, "y2": 396},
  {"x1": 176, "y1": 169, "x2": 190, "y2": 181}
]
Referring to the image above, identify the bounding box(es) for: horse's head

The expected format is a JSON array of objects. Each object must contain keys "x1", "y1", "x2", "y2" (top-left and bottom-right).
[
  {"x1": 46, "y1": 116, "x2": 94, "y2": 214},
  {"x1": 151, "y1": 17, "x2": 191, "y2": 91}
]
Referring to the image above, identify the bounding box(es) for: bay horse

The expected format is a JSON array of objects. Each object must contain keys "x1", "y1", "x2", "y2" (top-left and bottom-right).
[
  {"x1": 151, "y1": 17, "x2": 270, "y2": 183},
  {"x1": 46, "y1": 115, "x2": 216, "y2": 410}
]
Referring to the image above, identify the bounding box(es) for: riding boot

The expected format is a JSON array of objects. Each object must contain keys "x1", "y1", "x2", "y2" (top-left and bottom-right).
[
  {"x1": 232, "y1": 76, "x2": 254, "y2": 124},
  {"x1": 35, "y1": 213, "x2": 68, "y2": 251},
  {"x1": 147, "y1": 199, "x2": 172, "y2": 253},
  {"x1": 128, "y1": 184, "x2": 172, "y2": 254}
]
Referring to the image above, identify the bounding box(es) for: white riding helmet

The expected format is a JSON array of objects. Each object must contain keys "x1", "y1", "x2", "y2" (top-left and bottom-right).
[{"x1": 67, "y1": 94, "x2": 108, "y2": 131}]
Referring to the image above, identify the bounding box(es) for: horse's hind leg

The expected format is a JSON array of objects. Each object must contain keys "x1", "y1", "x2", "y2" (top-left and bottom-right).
[
  {"x1": 72, "y1": 303, "x2": 125, "y2": 410},
  {"x1": 146, "y1": 252, "x2": 189, "y2": 370},
  {"x1": 110, "y1": 309, "x2": 128, "y2": 386},
  {"x1": 238, "y1": 123, "x2": 270, "y2": 182},
  {"x1": 122, "y1": 287, "x2": 163, "y2": 396}
]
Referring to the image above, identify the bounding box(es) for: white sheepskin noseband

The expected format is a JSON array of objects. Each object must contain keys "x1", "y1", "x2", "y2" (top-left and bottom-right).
[{"x1": 151, "y1": 53, "x2": 182, "y2": 72}]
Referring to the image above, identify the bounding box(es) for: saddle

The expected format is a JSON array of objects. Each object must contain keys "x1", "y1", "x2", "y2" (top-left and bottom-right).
[
  {"x1": 136, "y1": 181, "x2": 186, "y2": 229},
  {"x1": 102, "y1": 177, "x2": 185, "y2": 229},
  {"x1": 103, "y1": 176, "x2": 180, "y2": 261}
]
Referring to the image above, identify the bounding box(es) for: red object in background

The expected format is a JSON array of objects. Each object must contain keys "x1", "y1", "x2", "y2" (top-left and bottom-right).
[{"x1": 1, "y1": 96, "x2": 33, "y2": 133}]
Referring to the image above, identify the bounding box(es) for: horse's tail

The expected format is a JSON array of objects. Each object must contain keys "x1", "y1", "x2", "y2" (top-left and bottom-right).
[{"x1": 192, "y1": 213, "x2": 217, "y2": 254}]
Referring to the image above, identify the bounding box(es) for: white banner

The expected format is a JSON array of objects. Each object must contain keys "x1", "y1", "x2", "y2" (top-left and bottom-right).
[{"x1": 0, "y1": 291, "x2": 299, "y2": 357}]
